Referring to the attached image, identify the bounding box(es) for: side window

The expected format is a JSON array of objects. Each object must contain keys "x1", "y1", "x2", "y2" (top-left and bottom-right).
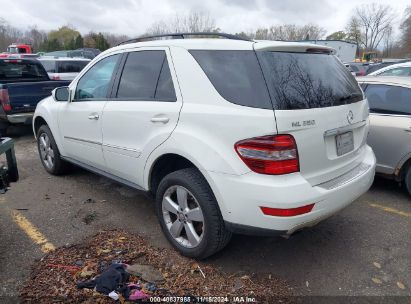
[
  {"x1": 365, "y1": 84, "x2": 411, "y2": 115},
  {"x1": 379, "y1": 67, "x2": 411, "y2": 76},
  {"x1": 58, "y1": 61, "x2": 89, "y2": 73},
  {"x1": 74, "y1": 54, "x2": 120, "y2": 101},
  {"x1": 116, "y1": 50, "x2": 176, "y2": 101}
]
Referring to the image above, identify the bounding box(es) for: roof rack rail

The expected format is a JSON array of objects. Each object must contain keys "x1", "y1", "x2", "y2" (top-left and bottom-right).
[{"x1": 117, "y1": 32, "x2": 251, "y2": 46}]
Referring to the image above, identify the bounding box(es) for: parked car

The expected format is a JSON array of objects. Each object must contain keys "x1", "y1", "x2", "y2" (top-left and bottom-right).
[
  {"x1": 346, "y1": 62, "x2": 369, "y2": 76},
  {"x1": 343, "y1": 63, "x2": 356, "y2": 76},
  {"x1": 33, "y1": 33, "x2": 376, "y2": 258},
  {"x1": 74, "y1": 48, "x2": 101, "y2": 58},
  {"x1": 0, "y1": 58, "x2": 70, "y2": 134},
  {"x1": 367, "y1": 61, "x2": 411, "y2": 76},
  {"x1": 357, "y1": 76, "x2": 411, "y2": 195},
  {"x1": 44, "y1": 48, "x2": 101, "y2": 60},
  {"x1": 38, "y1": 57, "x2": 91, "y2": 81}
]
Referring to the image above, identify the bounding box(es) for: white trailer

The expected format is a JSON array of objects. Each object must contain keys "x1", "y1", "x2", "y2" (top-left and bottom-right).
[{"x1": 301, "y1": 40, "x2": 357, "y2": 63}]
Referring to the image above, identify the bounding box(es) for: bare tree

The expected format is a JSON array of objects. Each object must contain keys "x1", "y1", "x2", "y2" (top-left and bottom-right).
[
  {"x1": 398, "y1": 6, "x2": 411, "y2": 56},
  {"x1": 249, "y1": 24, "x2": 326, "y2": 41},
  {"x1": 345, "y1": 16, "x2": 363, "y2": 57},
  {"x1": 351, "y1": 3, "x2": 395, "y2": 51},
  {"x1": 146, "y1": 12, "x2": 218, "y2": 35},
  {"x1": 102, "y1": 32, "x2": 130, "y2": 46},
  {"x1": 382, "y1": 25, "x2": 394, "y2": 57},
  {"x1": 0, "y1": 18, "x2": 23, "y2": 51},
  {"x1": 24, "y1": 26, "x2": 48, "y2": 52}
]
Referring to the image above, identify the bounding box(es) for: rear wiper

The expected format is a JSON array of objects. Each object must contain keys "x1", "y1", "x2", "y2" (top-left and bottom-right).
[{"x1": 339, "y1": 93, "x2": 363, "y2": 101}]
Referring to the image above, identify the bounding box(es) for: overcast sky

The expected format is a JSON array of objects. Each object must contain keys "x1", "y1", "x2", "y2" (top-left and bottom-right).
[{"x1": 0, "y1": 0, "x2": 409, "y2": 37}]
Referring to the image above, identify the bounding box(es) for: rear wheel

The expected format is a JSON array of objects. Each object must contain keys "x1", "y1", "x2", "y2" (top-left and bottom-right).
[
  {"x1": 156, "y1": 168, "x2": 231, "y2": 259},
  {"x1": 0, "y1": 121, "x2": 8, "y2": 137},
  {"x1": 405, "y1": 166, "x2": 411, "y2": 196},
  {"x1": 37, "y1": 125, "x2": 68, "y2": 175}
]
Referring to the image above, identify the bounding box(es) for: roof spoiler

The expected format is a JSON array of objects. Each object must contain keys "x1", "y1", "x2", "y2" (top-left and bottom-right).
[{"x1": 254, "y1": 41, "x2": 335, "y2": 54}]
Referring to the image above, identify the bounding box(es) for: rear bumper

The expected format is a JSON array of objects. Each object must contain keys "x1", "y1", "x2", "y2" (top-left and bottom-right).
[
  {"x1": 206, "y1": 145, "x2": 376, "y2": 234},
  {"x1": 6, "y1": 113, "x2": 34, "y2": 124}
]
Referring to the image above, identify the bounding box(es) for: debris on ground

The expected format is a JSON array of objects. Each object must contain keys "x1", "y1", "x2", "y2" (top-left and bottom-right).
[
  {"x1": 82, "y1": 212, "x2": 97, "y2": 225},
  {"x1": 83, "y1": 198, "x2": 96, "y2": 204},
  {"x1": 126, "y1": 264, "x2": 164, "y2": 283},
  {"x1": 20, "y1": 230, "x2": 291, "y2": 303}
]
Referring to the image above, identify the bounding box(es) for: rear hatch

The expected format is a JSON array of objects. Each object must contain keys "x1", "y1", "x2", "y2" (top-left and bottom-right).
[
  {"x1": 0, "y1": 59, "x2": 54, "y2": 113},
  {"x1": 254, "y1": 42, "x2": 369, "y2": 185},
  {"x1": 6, "y1": 82, "x2": 57, "y2": 113}
]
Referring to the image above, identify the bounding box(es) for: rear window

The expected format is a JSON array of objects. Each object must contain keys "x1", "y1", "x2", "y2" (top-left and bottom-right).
[
  {"x1": 258, "y1": 52, "x2": 363, "y2": 110},
  {"x1": 190, "y1": 50, "x2": 272, "y2": 109},
  {"x1": 57, "y1": 61, "x2": 89, "y2": 73},
  {"x1": 0, "y1": 60, "x2": 48, "y2": 80}
]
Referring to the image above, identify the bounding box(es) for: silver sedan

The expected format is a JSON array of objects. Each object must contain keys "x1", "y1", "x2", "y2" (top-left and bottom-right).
[{"x1": 357, "y1": 76, "x2": 411, "y2": 196}]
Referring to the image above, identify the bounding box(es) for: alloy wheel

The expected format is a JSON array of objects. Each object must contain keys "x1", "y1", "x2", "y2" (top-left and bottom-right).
[
  {"x1": 39, "y1": 133, "x2": 54, "y2": 170},
  {"x1": 162, "y1": 185, "x2": 205, "y2": 248}
]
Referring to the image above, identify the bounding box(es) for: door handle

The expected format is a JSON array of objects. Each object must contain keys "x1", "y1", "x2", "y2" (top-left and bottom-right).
[
  {"x1": 151, "y1": 117, "x2": 169, "y2": 124},
  {"x1": 404, "y1": 127, "x2": 411, "y2": 133},
  {"x1": 88, "y1": 114, "x2": 99, "y2": 120}
]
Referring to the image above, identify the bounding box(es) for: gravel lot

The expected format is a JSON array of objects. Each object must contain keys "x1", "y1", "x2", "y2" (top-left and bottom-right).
[{"x1": 1, "y1": 127, "x2": 410, "y2": 302}]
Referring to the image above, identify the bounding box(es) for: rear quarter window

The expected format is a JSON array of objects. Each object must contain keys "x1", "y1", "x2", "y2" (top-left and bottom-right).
[
  {"x1": 257, "y1": 52, "x2": 363, "y2": 110},
  {"x1": 39, "y1": 60, "x2": 56, "y2": 73},
  {"x1": 189, "y1": 50, "x2": 272, "y2": 109},
  {"x1": 57, "y1": 61, "x2": 89, "y2": 73}
]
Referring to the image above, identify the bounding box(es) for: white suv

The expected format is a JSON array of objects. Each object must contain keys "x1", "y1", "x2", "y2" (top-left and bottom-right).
[{"x1": 33, "y1": 33, "x2": 376, "y2": 258}]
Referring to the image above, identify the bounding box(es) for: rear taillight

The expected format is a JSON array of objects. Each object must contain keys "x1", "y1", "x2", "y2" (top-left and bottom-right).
[
  {"x1": 52, "y1": 75, "x2": 61, "y2": 80},
  {"x1": 0, "y1": 89, "x2": 11, "y2": 112},
  {"x1": 235, "y1": 134, "x2": 299, "y2": 175}
]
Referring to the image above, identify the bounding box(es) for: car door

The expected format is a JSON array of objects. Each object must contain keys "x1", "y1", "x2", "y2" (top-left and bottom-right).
[
  {"x1": 365, "y1": 83, "x2": 411, "y2": 174},
  {"x1": 58, "y1": 53, "x2": 122, "y2": 170},
  {"x1": 102, "y1": 47, "x2": 182, "y2": 186}
]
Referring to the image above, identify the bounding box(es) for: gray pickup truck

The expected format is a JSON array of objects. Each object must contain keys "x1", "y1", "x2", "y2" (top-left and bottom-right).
[{"x1": 0, "y1": 58, "x2": 70, "y2": 134}]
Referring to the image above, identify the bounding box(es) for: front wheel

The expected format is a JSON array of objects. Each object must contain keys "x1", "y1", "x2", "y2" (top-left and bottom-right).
[
  {"x1": 156, "y1": 168, "x2": 232, "y2": 259},
  {"x1": 37, "y1": 125, "x2": 68, "y2": 175}
]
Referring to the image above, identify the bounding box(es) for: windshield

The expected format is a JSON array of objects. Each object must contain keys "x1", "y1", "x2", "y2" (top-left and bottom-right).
[{"x1": 257, "y1": 52, "x2": 363, "y2": 110}]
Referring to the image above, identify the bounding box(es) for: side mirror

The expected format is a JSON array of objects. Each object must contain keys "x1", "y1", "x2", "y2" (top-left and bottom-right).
[{"x1": 52, "y1": 87, "x2": 70, "y2": 102}]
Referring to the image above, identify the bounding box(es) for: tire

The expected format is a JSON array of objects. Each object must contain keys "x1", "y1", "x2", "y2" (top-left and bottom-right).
[
  {"x1": 37, "y1": 125, "x2": 68, "y2": 175},
  {"x1": 405, "y1": 166, "x2": 411, "y2": 196},
  {"x1": 155, "y1": 168, "x2": 232, "y2": 259},
  {"x1": 0, "y1": 121, "x2": 8, "y2": 137}
]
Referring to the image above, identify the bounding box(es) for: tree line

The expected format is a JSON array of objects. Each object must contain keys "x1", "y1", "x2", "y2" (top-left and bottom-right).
[
  {"x1": 0, "y1": 20, "x2": 129, "y2": 52},
  {"x1": 0, "y1": 3, "x2": 410, "y2": 58}
]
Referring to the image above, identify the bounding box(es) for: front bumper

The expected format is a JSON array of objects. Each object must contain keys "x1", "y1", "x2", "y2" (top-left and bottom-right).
[
  {"x1": 205, "y1": 145, "x2": 376, "y2": 234},
  {"x1": 6, "y1": 113, "x2": 34, "y2": 124}
]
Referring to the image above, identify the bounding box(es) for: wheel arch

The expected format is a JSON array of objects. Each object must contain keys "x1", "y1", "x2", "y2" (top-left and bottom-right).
[
  {"x1": 33, "y1": 114, "x2": 65, "y2": 156},
  {"x1": 33, "y1": 116, "x2": 48, "y2": 137},
  {"x1": 147, "y1": 153, "x2": 197, "y2": 197},
  {"x1": 396, "y1": 153, "x2": 411, "y2": 181}
]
